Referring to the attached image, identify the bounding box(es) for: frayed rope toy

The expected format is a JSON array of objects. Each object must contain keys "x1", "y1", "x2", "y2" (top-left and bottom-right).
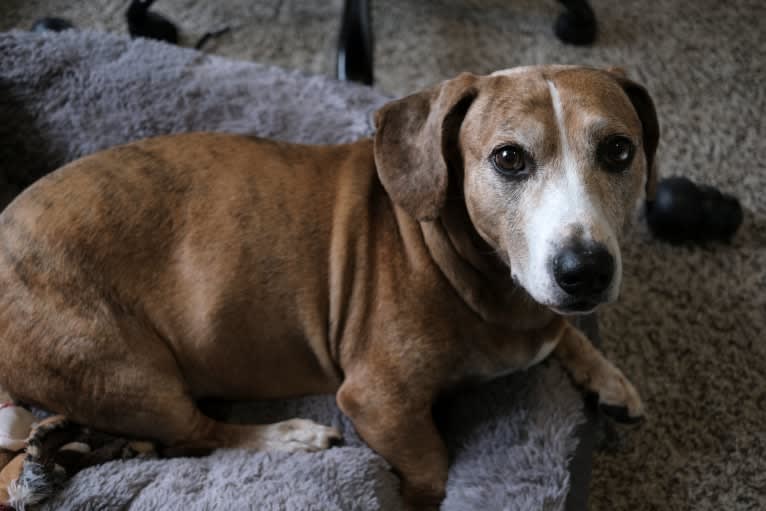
[{"x1": 0, "y1": 403, "x2": 156, "y2": 511}]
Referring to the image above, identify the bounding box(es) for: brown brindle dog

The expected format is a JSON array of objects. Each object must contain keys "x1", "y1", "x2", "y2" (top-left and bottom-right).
[{"x1": 0, "y1": 65, "x2": 657, "y2": 508}]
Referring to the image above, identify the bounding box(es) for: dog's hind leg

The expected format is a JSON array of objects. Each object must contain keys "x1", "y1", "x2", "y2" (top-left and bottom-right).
[
  {"x1": 61, "y1": 376, "x2": 341, "y2": 457},
  {"x1": 2, "y1": 306, "x2": 340, "y2": 456},
  {"x1": 163, "y1": 415, "x2": 342, "y2": 455},
  {"x1": 64, "y1": 344, "x2": 342, "y2": 456},
  {"x1": 31, "y1": 351, "x2": 341, "y2": 456}
]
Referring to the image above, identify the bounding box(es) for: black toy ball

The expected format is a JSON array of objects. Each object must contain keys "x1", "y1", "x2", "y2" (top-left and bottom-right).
[
  {"x1": 126, "y1": 0, "x2": 179, "y2": 44},
  {"x1": 646, "y1": 176, "x2": 743, "y2": 243}
]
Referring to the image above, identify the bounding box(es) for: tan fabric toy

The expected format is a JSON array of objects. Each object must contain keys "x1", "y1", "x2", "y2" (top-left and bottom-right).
[{"x1": 0, "y1": 404, "x2": 36, "y2": 508}]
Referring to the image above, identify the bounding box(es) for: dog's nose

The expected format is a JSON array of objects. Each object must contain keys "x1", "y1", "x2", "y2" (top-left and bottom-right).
[{"x1": 553, "y1": 244, "x2": 614, "y2": 297}]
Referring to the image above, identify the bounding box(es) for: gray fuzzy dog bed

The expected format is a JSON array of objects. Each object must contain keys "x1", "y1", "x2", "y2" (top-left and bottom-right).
[{"x1": 0, "y1": 30, "x2": 589, "y2": 510}]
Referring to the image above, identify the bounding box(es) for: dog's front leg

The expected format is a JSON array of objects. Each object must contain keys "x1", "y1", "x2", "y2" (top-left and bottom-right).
[
  {"x1": 337, "y1": 376, "x2": 448, "y2": 510},
  {"x1": 554, "y1": 320, "x2": 645, "y2": 423}
]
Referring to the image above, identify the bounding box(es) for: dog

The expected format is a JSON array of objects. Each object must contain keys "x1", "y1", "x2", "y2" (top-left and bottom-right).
[{"x1": 0, "y1": 65, "x2": 657, "y2": 509}]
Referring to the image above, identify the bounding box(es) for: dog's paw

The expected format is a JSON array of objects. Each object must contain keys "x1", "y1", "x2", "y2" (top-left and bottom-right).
[
  {"x1": 261, "y1": 419, "x2": 342, "y2": 453},
  {"x1": 590, "y1": 367, "x2": 644, "y2": 424}
]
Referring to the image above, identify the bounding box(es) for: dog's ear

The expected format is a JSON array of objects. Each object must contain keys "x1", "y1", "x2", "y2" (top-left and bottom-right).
[
  {"x1": 607, "y1": 70, "x2": 660, "y2": 200},
  {"x1": 374, "y1": 73, "x2": 479, "y2": 220}
]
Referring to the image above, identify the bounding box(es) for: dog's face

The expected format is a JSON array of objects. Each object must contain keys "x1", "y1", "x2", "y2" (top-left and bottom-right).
[{"x1": 375, "y1": 66, "x2": 658, "y2": 315}]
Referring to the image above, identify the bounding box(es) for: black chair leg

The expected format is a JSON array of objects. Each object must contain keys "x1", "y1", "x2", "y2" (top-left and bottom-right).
[
  {"x1": 554, "y1": 0, "x2": 597, "y2": 45},
  {"x1": 337, "y1": 0, "x2": 374, "y2": 85}
]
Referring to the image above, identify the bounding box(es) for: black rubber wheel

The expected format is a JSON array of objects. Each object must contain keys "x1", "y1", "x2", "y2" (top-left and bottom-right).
[{"x1": 554, "y1": 10, "x2": 597, "y2": 45}]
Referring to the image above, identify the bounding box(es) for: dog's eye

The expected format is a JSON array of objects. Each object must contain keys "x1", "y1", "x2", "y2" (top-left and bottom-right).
[
  {"x1": 598, "y1": 135, "x2": 635, "y2": 172},
  {"x1": 492, "y1": 145, "x2": 527, "y2": 176}
]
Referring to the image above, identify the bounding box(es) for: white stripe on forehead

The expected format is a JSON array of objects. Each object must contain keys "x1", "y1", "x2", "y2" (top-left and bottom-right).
[
  {"x1": 545, "y1": 79, "x2": 589, "y2": 210},
  {"x1": 490, "y1": 66, "x2": 538, "y2": 77},
  {"x1": 490, "y1": 65, "x2": 580, "y2": 77},
  {"x1": 546, "y1": 80, "x2": 573, "y2": 169}
]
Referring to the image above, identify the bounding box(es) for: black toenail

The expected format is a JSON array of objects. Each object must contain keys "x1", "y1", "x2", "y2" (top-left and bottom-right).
[{"x1": 599, "y1": 403, "x2": 644, "y2": 424}]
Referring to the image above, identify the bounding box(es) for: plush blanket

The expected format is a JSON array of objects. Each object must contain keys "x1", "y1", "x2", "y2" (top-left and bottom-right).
[{"x1": 0, "y1": 30, "x2": 587, "y2": 510}]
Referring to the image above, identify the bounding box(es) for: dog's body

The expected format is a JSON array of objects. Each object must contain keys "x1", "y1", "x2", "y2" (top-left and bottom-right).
[{"x1": 0, "y1": 66, "x2": 657, "y2": 508}]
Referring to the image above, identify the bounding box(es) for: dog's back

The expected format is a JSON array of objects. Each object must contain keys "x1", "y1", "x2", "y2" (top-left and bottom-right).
[{"x1": 0, "y1": 132, "x2": 379, "y2": 414}]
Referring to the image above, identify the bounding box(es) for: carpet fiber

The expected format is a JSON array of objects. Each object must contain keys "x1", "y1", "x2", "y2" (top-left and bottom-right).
[{"x1": 1, "y1": 1, "x2": 765, "y2": 509}]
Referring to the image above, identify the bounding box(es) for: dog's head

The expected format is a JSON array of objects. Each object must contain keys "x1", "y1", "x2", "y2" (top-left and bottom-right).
[{"x1": 374, "y1": 66, "x2": 659, "y2": 314}]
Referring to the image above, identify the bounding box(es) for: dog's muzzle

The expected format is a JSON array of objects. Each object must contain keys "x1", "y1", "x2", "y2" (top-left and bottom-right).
[{"x1": 552, "y1": 242, "x2": 614, "y2": 310}]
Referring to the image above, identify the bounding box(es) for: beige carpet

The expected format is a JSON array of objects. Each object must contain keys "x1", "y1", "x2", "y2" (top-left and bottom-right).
[{"x1": 1, "y1": 1, "x2": 764, "y2": 510}]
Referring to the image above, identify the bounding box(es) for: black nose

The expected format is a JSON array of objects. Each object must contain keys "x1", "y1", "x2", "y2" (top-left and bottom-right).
[{"x1": 553, "y1": 244, "x2": 614, "y2": 297}]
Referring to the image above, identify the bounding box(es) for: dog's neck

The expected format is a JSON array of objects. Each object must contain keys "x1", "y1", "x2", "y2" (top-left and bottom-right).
[{"x1": 419, "y1": 202, "x2": 555, "y2": 330}]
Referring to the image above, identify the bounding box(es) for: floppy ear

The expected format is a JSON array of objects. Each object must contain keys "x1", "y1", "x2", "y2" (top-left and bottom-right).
[
  {"x1": 373, "y1": 73, "x2": 479, "y2": 220},
  {"x1": 606, "y1": 69, "x2": 660, "y2": 200}
]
